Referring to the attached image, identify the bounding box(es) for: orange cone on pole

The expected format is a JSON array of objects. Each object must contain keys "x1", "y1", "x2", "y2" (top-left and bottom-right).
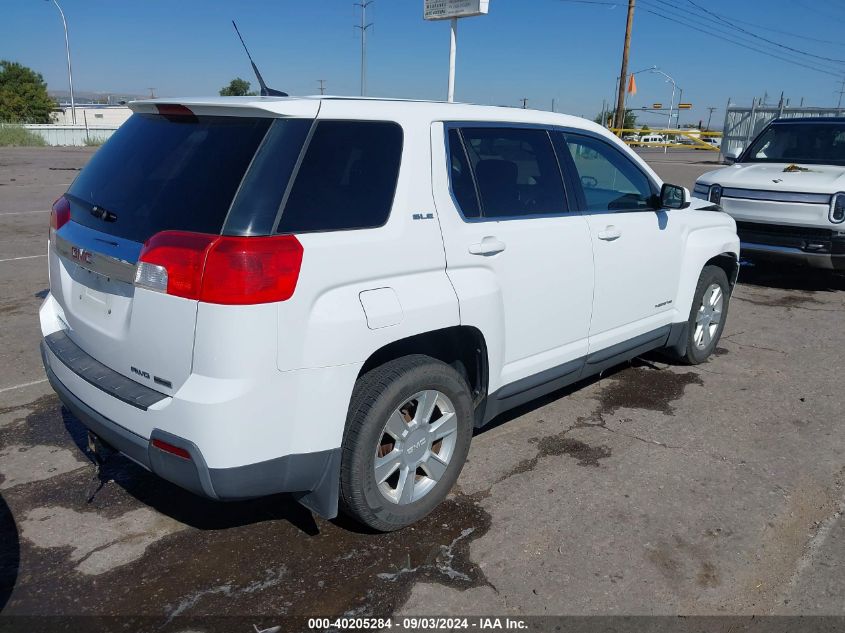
[{"x1": 627, "y1": 73, "x2": 637, "y2": 95}]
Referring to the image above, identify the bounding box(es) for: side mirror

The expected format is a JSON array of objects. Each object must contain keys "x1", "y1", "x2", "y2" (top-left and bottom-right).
[
  {"x1": 723, "y1": 148, "x2": 741, "y2": 164},
  {"x1": 660, "y1": 183, "x2": 690, "y2": 210}
]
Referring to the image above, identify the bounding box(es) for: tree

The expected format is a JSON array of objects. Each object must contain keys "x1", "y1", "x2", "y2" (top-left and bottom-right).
[
  {"x1": 641, "y1": 124, "x2": 650, "y2": 132},
  {"x1": 594, "y1": 108, "x2": 637, "y2": 129},
  {"x1": 0, "y1": 61, "x2": 56, "y2": 123},
  {"x1": 219, "y1": 77, "x2": 256, "y2": 97}
]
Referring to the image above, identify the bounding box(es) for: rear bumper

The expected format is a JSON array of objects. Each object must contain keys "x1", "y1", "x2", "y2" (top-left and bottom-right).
[
  {"x1": 736, "y1": 222, "x2": 845, "y2": 270},
  {"x1": 40, "y1": 339, "x2": 341, "y2": 518}
]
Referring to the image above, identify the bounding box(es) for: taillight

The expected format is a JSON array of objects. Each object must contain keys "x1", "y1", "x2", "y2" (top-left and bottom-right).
[
  {"x1": 49, "y1": 196, "x2": 71, "y2": 247},
  {"x1": 830, "y1": 192, "x2": 845, "y2": 224},
  {"x1": 135, "y1": 231, "x2": 217, "y2": 299},
  {"x1": 201, "y1": 235, "x2": 303, "y2": 304},
  {"x1": 50, "y1": 196, "x2": 71, "y2": 231},
  {"x1": 135, "y1": 231, "x2": 303, "y2": 305}
]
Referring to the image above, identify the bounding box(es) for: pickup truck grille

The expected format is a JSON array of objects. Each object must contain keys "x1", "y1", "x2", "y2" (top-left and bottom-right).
[{"x1": 737, "y1": 222, "x2": 844, "y2": 255}]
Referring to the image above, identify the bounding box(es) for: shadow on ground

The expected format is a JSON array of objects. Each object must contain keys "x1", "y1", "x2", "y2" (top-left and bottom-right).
[{"x1": 738, "y1": 259, "x2": 845, "y2": 292}]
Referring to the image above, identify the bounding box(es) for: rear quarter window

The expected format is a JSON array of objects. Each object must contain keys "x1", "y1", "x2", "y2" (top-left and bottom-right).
[
  {"x1": 275, "y1": 120, "x2": 403, "y2": 233},
  {"x1": 67, "y1": 113, "x2": 272, "y2": 243}
]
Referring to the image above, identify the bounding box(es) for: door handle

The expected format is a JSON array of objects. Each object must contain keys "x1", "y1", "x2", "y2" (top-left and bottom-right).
[
  {"x1": 597, "y1": 225, "x2": 622, "y2": 241},
  {"x1": 468, "y1": 236, "x2": 506, "y2": 256}
]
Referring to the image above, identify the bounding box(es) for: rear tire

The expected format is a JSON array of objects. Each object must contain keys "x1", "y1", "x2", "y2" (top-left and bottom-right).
[
  {"x1": 676, "y1": 265, "x2": 731, "y2": 364},
  {"x1": 339, "y1": 355, "x2": 473, "y2": 532}
]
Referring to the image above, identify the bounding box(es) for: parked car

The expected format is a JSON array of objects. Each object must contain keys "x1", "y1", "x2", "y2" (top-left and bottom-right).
[
  {"x1": 694, "y1": 136, "x2": 722, "y2": 150},
  {"x1": 40, "y1": 97, "x2": 739, "y2": 531},
  {"x1": 639, "y1": 134, "x2": 666, "y2": 145},
  {"x1": 694, "y1": 117, "x2": 845, "y2": 269},
  {"x1": 622, "y1": 133, "x2": 640, "y2": 143}
]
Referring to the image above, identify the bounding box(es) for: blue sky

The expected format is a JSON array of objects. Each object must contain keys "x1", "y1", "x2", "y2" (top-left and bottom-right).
[{"x1": 3, "y1": 0, "x2": 845, "y2": 128}]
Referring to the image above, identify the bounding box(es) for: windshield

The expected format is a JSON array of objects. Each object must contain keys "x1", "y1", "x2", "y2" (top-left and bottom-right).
[
  {"x1": 744, "y1": 122, "x2": 845, "y2": 166},
  {"x1": 67, "y1": 113, "x2": 272, "y2": 243}
]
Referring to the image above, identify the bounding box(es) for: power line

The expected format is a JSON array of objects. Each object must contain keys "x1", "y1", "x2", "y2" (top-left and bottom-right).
[
  {"x1": 635, "y1": 3, "x2": 845, "y2": 78},
  {"x1": 558, "y1": 0, "x2": 845, "y2": 77},
  {"x1": 681, "y1": 0, "x2": 845, "y2": 65}
]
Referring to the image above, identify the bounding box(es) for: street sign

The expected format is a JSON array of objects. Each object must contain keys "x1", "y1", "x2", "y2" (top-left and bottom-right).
[
  {"x1": 652, "y1": 103, "x2": 662, "y2": 109},
  {"x1": 678, "y1": 103, "x2": 692, "y2": 109},
  {"x1": 424, "y1": 0, "x2": 490, "y2": 20}
]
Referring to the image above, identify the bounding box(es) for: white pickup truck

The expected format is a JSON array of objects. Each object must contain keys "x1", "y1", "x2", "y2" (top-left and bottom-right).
[{"x1": 694, "y1": 117, "x2": 845, "y2": 270}]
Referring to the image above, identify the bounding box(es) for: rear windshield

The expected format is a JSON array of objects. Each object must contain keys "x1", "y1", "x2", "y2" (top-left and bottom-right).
[
  {"x1": 744, "y1": 122, "x2": 845, "y2": 166},
  {"x1": 67, "y1": 113, "x2": 272, "y2": 243}
]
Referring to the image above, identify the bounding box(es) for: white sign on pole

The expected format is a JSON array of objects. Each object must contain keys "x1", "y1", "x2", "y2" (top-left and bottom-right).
[{"x1": 424, "y1": 0, "x2": 489, "y2": 20}]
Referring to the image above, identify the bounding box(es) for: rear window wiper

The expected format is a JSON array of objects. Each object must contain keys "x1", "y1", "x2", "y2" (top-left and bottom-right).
[{"x1": 90, "y1": 204, "x2": 118, "y2": 223}]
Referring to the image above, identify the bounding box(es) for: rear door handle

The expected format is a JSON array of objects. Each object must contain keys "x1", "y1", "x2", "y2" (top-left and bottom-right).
[
  {"x1": 469, "y1": 236, "x2": 506, "y2": 256},
  {"x1": 597, "y1": 225, "x2": 622, "y2": 241}
]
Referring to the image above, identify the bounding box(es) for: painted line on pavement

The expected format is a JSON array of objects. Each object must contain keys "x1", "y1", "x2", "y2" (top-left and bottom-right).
[
  {"x1": 0, "y1": 255, "x2": 46, "y2": 263},
  {"x1": 0, "y1": 379, "x2": 48, "y2": 394}
]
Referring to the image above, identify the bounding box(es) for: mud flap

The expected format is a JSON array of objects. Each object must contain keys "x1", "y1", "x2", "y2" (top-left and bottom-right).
[{"x1": 294, "y1": 449, "x2": 341, "y2": 519}]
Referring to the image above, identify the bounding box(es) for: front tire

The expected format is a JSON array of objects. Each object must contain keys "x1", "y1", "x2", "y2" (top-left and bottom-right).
[
  {"x1": 678, "y1": 265, "x2": 731, "y2": 364},
  {"x1": 339, "y1": 355, "x2": 474, "y2": 532}
]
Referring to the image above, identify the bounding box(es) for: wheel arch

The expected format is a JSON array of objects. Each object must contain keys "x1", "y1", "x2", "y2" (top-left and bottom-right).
[
  {"x1": 674, "y1": 226, "x2": 740, "y2": 318},
  {"x1": 705, "y1": 251, "x2": 740, "y2": 289},
  {"x1": 357, "y1": 325, "x2": 489, "y2": 412}
]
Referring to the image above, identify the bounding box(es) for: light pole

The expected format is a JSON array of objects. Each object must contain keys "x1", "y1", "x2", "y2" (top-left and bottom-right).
[
  {"x1": 611, "y1": 66, "x2": 653, "y2": 131},
  {"x1": 648, "y1": 67, "x2": 678, "y2": 153},
  {"x1": 649, "y1": 67, "x2": 677, "y2": 130},
  {"x1": 47, "y1": 0, "x2": 76, "y2": 125}
]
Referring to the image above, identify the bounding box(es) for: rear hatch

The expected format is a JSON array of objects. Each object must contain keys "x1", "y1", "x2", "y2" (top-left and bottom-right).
[{"x1": 49, "y1": 101, "x2": 315, "y2": 393}]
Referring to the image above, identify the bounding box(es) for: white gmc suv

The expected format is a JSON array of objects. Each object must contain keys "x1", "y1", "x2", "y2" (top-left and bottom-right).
[{"x1": 40, "y1": 97, "x2": 739, "y2": 531}]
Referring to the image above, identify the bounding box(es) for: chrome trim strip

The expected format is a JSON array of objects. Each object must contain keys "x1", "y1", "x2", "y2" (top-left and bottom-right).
[
  {"x1": 722, "y1": 188, "x2": 831, "y2": 204},
  {"x1": 54, "y1": 224, "x2": 140, "y2": 284}
]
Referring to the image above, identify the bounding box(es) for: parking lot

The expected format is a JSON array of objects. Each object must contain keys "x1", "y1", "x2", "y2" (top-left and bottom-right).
[{"x1": 1, "y1": 146, "x2": 844, "y2": 626}]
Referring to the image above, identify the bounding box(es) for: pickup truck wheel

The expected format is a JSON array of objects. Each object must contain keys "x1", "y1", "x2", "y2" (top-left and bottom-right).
[
  {"x1": 339, "y1": 355, "x2": 473, "y2": 532},
  {"x1": 680, "y1": 265, "x2": 730, "y2": 364}
]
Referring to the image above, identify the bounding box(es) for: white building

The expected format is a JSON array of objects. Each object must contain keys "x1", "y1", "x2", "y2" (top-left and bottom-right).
[{"x1": 51, "y1": 105, "x2": 133, "y2": 127}]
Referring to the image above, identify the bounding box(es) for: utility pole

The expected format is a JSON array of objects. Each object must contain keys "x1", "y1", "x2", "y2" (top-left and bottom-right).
[
  {"x1": 837, "y1": 78, "x2": 845, "y2": 109},
  {"x1": 354, "y1": 1, "x2": 374, "y2": 96},
  {"x1": 317, "y1": 79, "x2": 326, "y2": 95},
  {"x1": 551, "y1": 98, "x2": 556, "y2": 112},
  {"x1": 147, "y1": 87, "x2": 156, "y2": 99},
  {"x1": 705, "y1": 106, "x2": 717, "y2": 130},
  {"x1": 520, "y1": 98, "x2": 528, "y2": 109},
  {"x1": 613, "y1": 0, "x2": 635, "y2": 131}
]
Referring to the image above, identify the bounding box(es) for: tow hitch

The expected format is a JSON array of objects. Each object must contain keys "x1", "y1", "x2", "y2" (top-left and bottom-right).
[{"x1": 85, "y1": 431, "x2": 115, "y2": 502}]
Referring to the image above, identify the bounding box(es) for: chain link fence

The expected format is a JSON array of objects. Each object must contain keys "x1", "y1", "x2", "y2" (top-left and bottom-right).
[{"x1": 720, "y1": 100, "x2": 845, "y2": 158}]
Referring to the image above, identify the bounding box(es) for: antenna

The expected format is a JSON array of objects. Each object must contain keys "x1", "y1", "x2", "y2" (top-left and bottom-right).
[{"x1": 232, "y1": 21, "x2": 288, "y2": 97}]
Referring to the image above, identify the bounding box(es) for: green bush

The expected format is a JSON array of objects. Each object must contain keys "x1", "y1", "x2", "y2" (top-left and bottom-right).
[{"x1": 0, "y1": 125, "x2": 46, "y2": 146}]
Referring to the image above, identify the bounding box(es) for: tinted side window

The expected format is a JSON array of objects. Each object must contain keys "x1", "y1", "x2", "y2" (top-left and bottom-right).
[
  {"x1": 562, "y1": 134, "x2": 654, "y2": 212},
  {"x1": 447, "y1": 129, "x2": 481, "y2": 218},
  {"x1": 276, "y1": 121, "x2": 403, "y2": 233},
  {"x1": 460, "y1": 128, "x2": 566, "y2": 218}
]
